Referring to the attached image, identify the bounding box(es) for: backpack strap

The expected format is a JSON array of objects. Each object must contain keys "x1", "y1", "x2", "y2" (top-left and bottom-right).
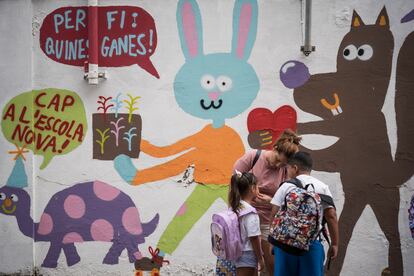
[
  {"x1": 251, "y1": 149, "x2": 262, "y2": 169},
  {"x1": 305, "y1": 183, "x2": 315, "y2": 191},
  {"x1": 281, "y1": 177, "x2": 304, "y2": 189},
  {"x1": 319, "y1": 194, "x2": 335, "y2": 208},
  {"x1": 317, "y1": 194, "x2": 336, "y2": 244}
]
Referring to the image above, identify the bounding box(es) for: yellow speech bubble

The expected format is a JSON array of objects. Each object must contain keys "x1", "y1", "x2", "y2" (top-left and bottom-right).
[{"x1": 2, "y1": 88, "x2": 87, "y2": 169}]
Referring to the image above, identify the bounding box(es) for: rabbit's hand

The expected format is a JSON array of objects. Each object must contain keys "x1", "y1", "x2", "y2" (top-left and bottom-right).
[
  {"x1": 248, "y1": 130, "x2": 273, "y2": 149},
  {"x1": 114, "y1": 154, "x2": 139, "y2": 185}
]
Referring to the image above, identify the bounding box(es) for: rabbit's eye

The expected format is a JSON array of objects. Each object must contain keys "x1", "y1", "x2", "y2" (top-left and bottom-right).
[
  {"x1": 216, "y1": 76, "x2": 232, "y2": 92},
  {"x1": 357, "y1": 44, "x2": 373, "y2": 61},
  {"x1": 201, "y1": 75, "x2": 215, "y2": 90},
  {"x1": 0, "y1": 193, "x2": 5, "y2": 200},
  {"x1": 343, "y1": 44, "x2": 357, "y2": 61}
]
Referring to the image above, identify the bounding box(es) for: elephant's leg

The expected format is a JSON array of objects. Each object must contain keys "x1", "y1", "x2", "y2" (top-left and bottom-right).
[
  {"x1": 62, "y1": 243, "x2": 81, "y2": 266},
  {"x1": 42, "y1": 242, "x2": 63, "y2": 268},
  {"x1": 103, "y1": 239, "x2": 125, "y2": 265}
]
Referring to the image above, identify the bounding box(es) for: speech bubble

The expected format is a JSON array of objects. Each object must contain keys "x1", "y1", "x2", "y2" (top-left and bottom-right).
[
  {"x1": 39, "y1": 6, "x2": 159, "y2": 78},
  {"x1": 1, "y1": 89, "x2": 87, "y2": 169}
]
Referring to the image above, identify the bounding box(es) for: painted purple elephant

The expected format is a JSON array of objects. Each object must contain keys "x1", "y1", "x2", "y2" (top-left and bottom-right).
[{"x1": 0, "y1": 180, "x2": 159, "y2": 268}]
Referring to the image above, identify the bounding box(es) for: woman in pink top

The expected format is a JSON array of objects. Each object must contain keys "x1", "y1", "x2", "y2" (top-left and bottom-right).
[{"x1": 233, "y1": 129, "x2": 301, "y2": 275}]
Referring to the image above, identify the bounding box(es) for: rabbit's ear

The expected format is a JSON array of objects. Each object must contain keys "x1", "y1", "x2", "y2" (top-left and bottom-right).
[
  {"x1": 231, "y1": 0, "x2": 258, "y2": 60},
  {"x1": 177, "y1": 0, "x2": 204, "y2": 59}
]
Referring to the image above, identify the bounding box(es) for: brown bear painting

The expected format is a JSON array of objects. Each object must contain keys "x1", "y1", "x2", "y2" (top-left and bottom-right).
[{"x1": 250, "y1": 7, "x2": 413, "y2": 276}]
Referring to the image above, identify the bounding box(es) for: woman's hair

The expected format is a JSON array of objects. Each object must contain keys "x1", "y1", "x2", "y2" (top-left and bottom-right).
[
  {"x1": 273, "y1": 129, "x2": 302, "y2": 159},
  {"x1": 228, "y1": 172, "x2": 257, "y2": 214}
]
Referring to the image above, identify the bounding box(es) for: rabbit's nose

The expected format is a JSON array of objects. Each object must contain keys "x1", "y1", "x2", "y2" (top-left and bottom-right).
[{"x1": 208, "y1": 92, "x2": 221, "y2": 101}]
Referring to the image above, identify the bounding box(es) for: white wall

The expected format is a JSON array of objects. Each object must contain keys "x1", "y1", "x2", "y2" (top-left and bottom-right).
[{"x1": 0, "y1": 0, "x2": 413, "y2": 275}]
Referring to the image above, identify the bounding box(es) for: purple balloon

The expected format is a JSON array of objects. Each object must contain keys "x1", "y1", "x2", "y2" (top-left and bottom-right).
[{"x1": 280, "y1": 60, "x2": 310, "y2": 89}]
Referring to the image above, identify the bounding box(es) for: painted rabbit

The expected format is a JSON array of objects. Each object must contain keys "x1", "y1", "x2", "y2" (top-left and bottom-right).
[{"x1": 115, "y1": 0, "x2": 259, "y2": 255}]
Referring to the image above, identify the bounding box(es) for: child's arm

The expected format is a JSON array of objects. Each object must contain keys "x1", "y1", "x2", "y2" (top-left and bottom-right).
[
  {"x1": 269, "y1": 185, "x2": 285, "y2": 227},
  {"x1": 269, "y1": 205, "x2": 279, "y2": 228},
  {"x1": 249, "y1": 235, "x2": 264, "y2": 271},
  {"x1": 324, "y1": 207, "x2": 339, "y2": 259}
]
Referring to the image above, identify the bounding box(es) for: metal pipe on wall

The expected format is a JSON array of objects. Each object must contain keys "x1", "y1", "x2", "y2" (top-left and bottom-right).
[
  {"x1": 301, "y1": 0, "x2": 315, "y2": 56},
  {"x1": 88, "y1": 0, "x2": 99, "y2": 84}
]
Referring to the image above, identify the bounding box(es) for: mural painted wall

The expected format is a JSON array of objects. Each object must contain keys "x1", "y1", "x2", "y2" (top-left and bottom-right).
[
  {"x1": 39, "y1": 5, "x2": 159, "y2": 78},
  {"x1": 0, "y1": 0, "x2": 413, "y2": 275},
  {"x1": 93, "y1": 93, "x2": 142, "y2": 160},
  {"x1": 275, "y1": 8, "x2": 414, "y2": 276}
]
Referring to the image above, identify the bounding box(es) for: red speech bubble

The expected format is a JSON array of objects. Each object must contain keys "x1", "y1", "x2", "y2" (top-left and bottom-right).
[{"x1": 40, "y1": 6, "x2": 159, "y2": 78}]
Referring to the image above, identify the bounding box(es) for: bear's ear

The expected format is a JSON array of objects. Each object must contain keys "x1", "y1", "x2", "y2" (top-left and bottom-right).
[
  {"x1": 351, "y1": 10, "x2": 365, "y2": 29},
  {"x1": 376, "y1": 7, "x2": 390, "y2": 28}
]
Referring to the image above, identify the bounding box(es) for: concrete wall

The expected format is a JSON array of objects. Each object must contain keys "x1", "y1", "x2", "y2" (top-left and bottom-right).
[{"x1": 0, "y1": 0, "x2": 413, "y2": 275}]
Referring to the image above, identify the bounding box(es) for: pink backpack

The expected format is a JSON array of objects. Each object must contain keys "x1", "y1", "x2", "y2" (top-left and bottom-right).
[{"x1": 211, "y1": 206, "x2": 256, "y2": 261}]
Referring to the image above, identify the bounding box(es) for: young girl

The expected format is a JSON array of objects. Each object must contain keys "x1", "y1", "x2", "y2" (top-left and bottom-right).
[{"x1": 229, "y1": 171, "x2": 264, "y2": 276}]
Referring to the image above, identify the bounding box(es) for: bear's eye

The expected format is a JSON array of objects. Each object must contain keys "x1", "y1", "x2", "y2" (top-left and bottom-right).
[
  {"x1": 0, "y1": 193, "x2": 5, "y2": 200},
  {"x1": 200, "y1": 75, "x2": 215, "y2": 90},
  {"x1": 216, "y1": 76, "x2": 233, "y2": 92},
  {"x1": 10, "y1": 194, "x2": 18, "y2": 202},
  {"x1": 357, "y1": 44, "x2": 373, "y2": 61},
  {"x1": 343, "y1": 44, "x2": 357, "y2": 61}
]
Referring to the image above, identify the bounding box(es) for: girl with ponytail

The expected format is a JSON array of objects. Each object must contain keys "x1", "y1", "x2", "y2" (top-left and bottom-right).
[{"x1": 228, "y1": 171, "x2": 264, "y2": 275}]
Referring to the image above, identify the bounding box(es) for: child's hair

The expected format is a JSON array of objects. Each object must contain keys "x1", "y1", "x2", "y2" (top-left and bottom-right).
[
  {"x1": 273, "y1": 129, "x2": 302, "y2": 159},
  {"x1": 287, "y1": 151, "x2": 313, "y2": 172},
  {"x1": 228, "y1": 172, "x2": 257, "y2": 214}
]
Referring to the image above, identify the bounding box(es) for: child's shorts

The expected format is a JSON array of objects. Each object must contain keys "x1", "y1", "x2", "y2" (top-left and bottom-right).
[
  {"x1": 274, "y1": 240, "x2": 325, "y2": 276},
  {"x1": 235, "y1": 250, "x2": 257, "y2": 269}
]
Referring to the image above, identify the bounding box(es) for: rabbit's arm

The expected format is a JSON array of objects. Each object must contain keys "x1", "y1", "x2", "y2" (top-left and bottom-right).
[
  {"x1": 131, "y1": 151, "x2": 196, "y2": 185},
  {"x1": 141, "y1": 134, "x2": 198, "y2": 158}
]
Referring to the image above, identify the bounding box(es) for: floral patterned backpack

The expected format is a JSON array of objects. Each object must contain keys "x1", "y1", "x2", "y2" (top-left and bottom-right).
[{"x1": 268, "y1": 178, "x2": 322, "y2": 255}]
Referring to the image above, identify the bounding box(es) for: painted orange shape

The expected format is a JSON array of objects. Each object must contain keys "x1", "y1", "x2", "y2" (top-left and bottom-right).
[
  {"x1": 320, "y1": 93, "x2": 340, "y2": 110},
  {"x1": 133, "y1": 124, "x2": 244, "y2": 185}
]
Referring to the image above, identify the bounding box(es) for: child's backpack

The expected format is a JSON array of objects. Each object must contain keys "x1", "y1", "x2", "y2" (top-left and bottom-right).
[
  {"x1": 211, "y1": 150, "x2": 261, "y2": 261},
  {"x1": 211, "y1": 205, "x2": 257, "y2": 261},
  {"x1": 268, "y1": 178, "x2": 322, "y2": 255}
]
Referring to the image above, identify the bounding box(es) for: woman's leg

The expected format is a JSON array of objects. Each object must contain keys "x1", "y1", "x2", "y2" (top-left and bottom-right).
[
  {"x1": 237, "y1": 267, "x2": 257, "y2": 276},
  {"x1": 261, "y1": 239, "x2": 274, "y2": 275},
  {"x1": 259, "y1": 223, "x2": 274, "y2": 275}
]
